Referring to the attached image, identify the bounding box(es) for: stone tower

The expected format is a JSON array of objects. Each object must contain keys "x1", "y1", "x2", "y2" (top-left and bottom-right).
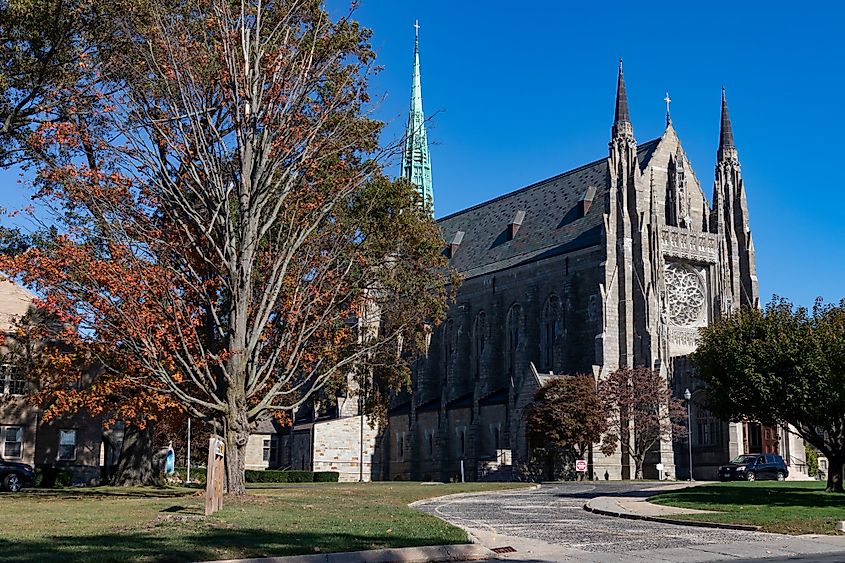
[
  {"x1": 401, "y1": 21, "x2": 434, "y2": 212},
  {"x1": 711, "y1": 88, "x2": 759, "y2": 313}
]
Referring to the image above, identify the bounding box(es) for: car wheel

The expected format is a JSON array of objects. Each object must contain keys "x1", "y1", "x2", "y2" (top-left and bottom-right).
[
  {"x1": 746, "y1": 471, "x2": 756, "y2": 482},
  {"x1": 3, "y1": 473, "x2": 22, "y2": 492},
  {"x1": 776, "y1": 471, "x2": 785, "y2": 481}
]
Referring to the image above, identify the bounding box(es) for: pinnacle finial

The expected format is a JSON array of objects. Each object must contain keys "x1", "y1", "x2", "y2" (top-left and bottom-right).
[
  {"x1": 664, "y1": 91, "x2": 672, "y2": 127},
  {"x1": 614, "y1": 59, "x2": 630, "y2": 126},
  {"x1": 719, "y1": 87, "x2": 735, "y2": 150},
  {"x1": 414, "y1": 19, "x2": 420, "y2": 39}
]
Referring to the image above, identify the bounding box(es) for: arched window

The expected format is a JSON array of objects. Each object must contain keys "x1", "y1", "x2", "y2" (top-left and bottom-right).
[
  {"x1": 506, "y1": 304, "x2": 524, "y2": 386},
  {"x1": 473, "y1": 311, "x2": 487, "y2": 380},
  {"x1": 442, "y1": 319, "x2": 454, "y2": 386},
  {"x1": 541, "y1": 295, "x2": 561, "y2": 372}
]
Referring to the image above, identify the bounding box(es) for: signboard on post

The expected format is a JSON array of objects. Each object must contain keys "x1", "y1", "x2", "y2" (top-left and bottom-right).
[
  {"x1": 575, "y1": 459, "x2": 587, "y2": 473},
  {"x1": 205, "y1": 436, "x2": 225, "y2": 516}
]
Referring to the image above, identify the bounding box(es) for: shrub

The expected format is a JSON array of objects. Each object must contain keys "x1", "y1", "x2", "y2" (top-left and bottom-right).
[
  {"x1": 34, "y1": 467, "x2": 73, "y2": 488},
  {"x1": 313, "y1": 471, "x2": 339, "y2": 482},
  {"x1": 245, "y1": 469, "x2": 314, "y2": 483},
  {"x1": 173, "y1": 466, "x2": 207, "y2": 485},
  {"x1": 805, "y1": 443, "x2": 820, "y2": 477}
]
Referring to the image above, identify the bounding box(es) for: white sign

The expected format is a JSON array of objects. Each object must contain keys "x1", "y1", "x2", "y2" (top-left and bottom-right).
[
  {"x1": 575, "y1": 459, "x2": 587, "y2": 472},
  {"x1": 656, "y1": 463, "x2": 664, "y2": 471}
]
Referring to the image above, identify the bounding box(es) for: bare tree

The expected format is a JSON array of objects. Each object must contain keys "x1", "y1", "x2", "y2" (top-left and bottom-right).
[
  {"x1": 599, "y1": 367, "x2": 687, "y2": 479},
  {"x1": 1, "y1": 0, "x2": 454, "y2": 493}
]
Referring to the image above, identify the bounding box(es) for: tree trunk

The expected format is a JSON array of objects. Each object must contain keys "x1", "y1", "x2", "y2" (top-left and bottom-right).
[
  {"x1": 223, "y1": 407, "x2": 250, "y2": 495},
  {"x1": 633, "y1": 457, "x2": 644, "y2": 480},
  {"x1": 113, "y1": 424, "x2": 155, "y2": 486},
  {"x1": 826, "y1": 454, "x2": 844, "y2": 493}
]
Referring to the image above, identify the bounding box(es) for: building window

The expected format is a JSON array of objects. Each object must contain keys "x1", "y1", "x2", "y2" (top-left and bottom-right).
[
  {"x1": 0, "y1": 366, "x2": 26, "y2": 396},
  {"x1": 427, "y1": 432, "x2": 434, "y2": 459},
  {"x1": 2, "y1": 427, "x2": 22, "y2": 458},
  {"x1": 457, "y1": 427, "x2": 466, "y2": 458},
  {"x1": 506, "y1": 304, "x2": 523, "y2": 386},
  {"x1": 396, "y1": 432, "x2": 405, "y2": 462},
  {"x1": 541, "y1": 295, "x2": 561, "y2": 371},
  {"x1": 473, "y1": 312, "x2": 487, "y2": 380},
  {"x1": 262, "y1": 439, "x2": 271, "y2": 462},
  {"x1": 58, "y1": 429, "x2": 77, "y2": 461},
  {"x1": 442, "y1": 319, "x2": 454, "y2": 385}
]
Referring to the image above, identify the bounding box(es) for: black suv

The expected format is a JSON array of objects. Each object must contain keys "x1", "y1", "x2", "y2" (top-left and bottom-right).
[
  {"x1": 0, "y1": 460, "x2": 35, "y2": 492},
  {"x1": 718, "y1": 454, "x2": 789, "y2": 482}
]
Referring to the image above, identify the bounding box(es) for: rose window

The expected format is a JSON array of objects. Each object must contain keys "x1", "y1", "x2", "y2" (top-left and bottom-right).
[{"x1": 664, "y1": 262, "x2": 705, "y2": 326}]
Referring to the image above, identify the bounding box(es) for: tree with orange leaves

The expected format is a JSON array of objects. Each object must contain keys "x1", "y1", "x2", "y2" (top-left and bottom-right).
[{"x1": 0, "y1": 0, "x2": 455, "y2": 494}]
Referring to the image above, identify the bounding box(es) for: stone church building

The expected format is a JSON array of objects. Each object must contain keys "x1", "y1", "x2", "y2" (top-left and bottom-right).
[{"x1": 384, "y1": 35, "x2": 807, "y2": 481}]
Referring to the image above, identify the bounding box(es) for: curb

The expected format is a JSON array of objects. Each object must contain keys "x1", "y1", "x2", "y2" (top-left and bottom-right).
[
  {"x1": 199, "y1": 543, "x2": 495, "y2": 563},
  {"x1": 583, "y1": 501, "x2": 761, "y2": 532}
]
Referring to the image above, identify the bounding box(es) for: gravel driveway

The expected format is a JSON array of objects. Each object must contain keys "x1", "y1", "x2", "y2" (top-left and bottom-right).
[{"x1": 413, "y1": 482, "x2": 845, "y2": 562}]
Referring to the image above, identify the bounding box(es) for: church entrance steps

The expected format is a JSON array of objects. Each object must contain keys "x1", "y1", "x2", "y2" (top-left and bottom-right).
[{"x1": 477, "y1": 460, "x2": 514, "y2": 482}]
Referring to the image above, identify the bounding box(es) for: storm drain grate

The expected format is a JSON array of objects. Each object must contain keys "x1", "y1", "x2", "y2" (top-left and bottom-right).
[{"x1": 491, "y1": 546, "x2": 517, "y2": 554}]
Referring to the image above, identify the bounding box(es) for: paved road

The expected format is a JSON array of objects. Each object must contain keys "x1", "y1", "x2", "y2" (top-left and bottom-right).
[{"x1": 413, "y1": 483, "x2": 845, "y2": 562}]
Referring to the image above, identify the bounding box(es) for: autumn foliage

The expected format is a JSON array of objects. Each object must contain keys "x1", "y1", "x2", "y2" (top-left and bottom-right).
[
  {"x1": 598, "y1": 367, "x2": 687, "y2": 479},
  {"x1": 0, "y1": 0, "x2": 455, "y2": 492}
]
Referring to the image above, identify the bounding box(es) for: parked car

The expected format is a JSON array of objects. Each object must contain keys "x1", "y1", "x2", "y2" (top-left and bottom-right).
[
  {"x1": 718, "y1": 454, "x2": 788, "y2": 482},
  {"x1": 0, "y1": 460, "x2": 35, "y2": 492}
]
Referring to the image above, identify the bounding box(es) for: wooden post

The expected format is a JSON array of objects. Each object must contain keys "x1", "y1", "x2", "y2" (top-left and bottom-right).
[{"x1": 205, "y1": 436, "x2": 225, "y2": 516}]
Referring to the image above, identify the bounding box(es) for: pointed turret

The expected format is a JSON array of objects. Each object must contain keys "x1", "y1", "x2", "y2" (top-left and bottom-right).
[
  {"x1": 612, "y1": 59, "x2": 633, "y2": 139},
  {"x1": 401, "y1": 21, "x2": 433, "y2": 213},
  {"x1": 711, "y1": 87, "x2": 758, "y2": 312}
]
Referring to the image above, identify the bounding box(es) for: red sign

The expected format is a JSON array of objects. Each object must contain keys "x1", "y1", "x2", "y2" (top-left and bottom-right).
[{"x1": 575, "y1": 459, "x2": 587, "y2": 472}]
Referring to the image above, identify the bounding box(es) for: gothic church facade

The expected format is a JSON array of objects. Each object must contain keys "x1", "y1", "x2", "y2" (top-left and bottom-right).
[{"x1": 386, "y1": 41, "x2": 806, "y2": 481}]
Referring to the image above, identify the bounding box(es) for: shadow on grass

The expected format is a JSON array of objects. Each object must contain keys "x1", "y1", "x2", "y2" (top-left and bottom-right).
[
  {"x1": 0, "y1": 527, "x2": 460, "y2": 563},
  {"x1": 20, "y1": 487, "x2": 195, "y2": 499},
  {"x1": 651, "y1": 484, "x2": 845, "y2": 509}
]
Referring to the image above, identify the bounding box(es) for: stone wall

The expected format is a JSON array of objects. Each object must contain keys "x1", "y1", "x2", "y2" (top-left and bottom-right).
[
  {"x1": 312, "y1": 415, "x2": 379, "y2": 482},
  {"x1": 244, "y1": 433, "x2": 272, "y2": 470}
]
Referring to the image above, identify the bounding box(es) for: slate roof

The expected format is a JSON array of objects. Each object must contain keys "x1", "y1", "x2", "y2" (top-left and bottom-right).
[
  {"x1": 437, "y1": 140, "x2": 660, "y2": 278},
  {"x1": 253, "y1": 417, "x2": 287, "y2": 434}
]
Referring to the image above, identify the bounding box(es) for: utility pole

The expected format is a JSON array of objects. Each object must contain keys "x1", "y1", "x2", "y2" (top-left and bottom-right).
[
  {"x1": 684, "y1": 388, "x2": 693, "y2": 481},
  {"x1": 186, "y1": 417, "x2": 192, "y2": 483}
]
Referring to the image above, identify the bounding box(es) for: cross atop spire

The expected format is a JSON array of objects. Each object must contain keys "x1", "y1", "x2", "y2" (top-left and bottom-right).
[
  {"x1": 402, "y1": 20, "x2": 433, "y2": 213},
  {"x1": 612, "y1": 59, "x2": 634, "y2": 140},
  {"x1": 664, "y1": 91, "x2": 672, "y2": 127}
]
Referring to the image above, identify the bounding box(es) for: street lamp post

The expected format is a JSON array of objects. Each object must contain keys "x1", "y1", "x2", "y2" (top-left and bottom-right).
[{"x1": 684, "y1": 388, "x2": 693, "y2": 481}]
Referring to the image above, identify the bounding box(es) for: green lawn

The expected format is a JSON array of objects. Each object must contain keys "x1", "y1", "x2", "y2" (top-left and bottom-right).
[
  {"x1": 649, "y1": 481, "x2": 845, "y2": 535},
  {"x1": 0, "y1": 482, "x2": 527, "y2": 562}
]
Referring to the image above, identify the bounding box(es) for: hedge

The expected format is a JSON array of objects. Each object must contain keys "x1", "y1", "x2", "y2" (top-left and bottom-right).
[
  {"x1": 244, "y1": 469, "x2": 339, "y2": 483},
  {"x1": 314, "y1": 471, "x2": 340, "y2": 482},
  {"x1": 34, "y1": 468, "x2": 73, "y2": 488}
]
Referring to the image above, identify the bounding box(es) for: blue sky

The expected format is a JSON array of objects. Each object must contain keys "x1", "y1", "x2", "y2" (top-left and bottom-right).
[
  {"x1": 1, "y1": 1, "x2": 842, "y2": 308},
  {"x1": 331, "y1": 0, "x2": 844, "y2": 307}
]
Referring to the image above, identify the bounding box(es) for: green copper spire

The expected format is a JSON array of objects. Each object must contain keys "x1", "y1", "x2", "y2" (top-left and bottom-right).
[{"x1": 402, "y1": 20, "x2": 433, "y2": 213}]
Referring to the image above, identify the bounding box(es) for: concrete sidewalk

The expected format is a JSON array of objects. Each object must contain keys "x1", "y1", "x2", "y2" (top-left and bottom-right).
[
  {"x1": 584, "y1": 492, "x2": 762, "y2": 531},
  {"x1": 200, "y1": 543, "x2": 496, "y2": 563}
]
